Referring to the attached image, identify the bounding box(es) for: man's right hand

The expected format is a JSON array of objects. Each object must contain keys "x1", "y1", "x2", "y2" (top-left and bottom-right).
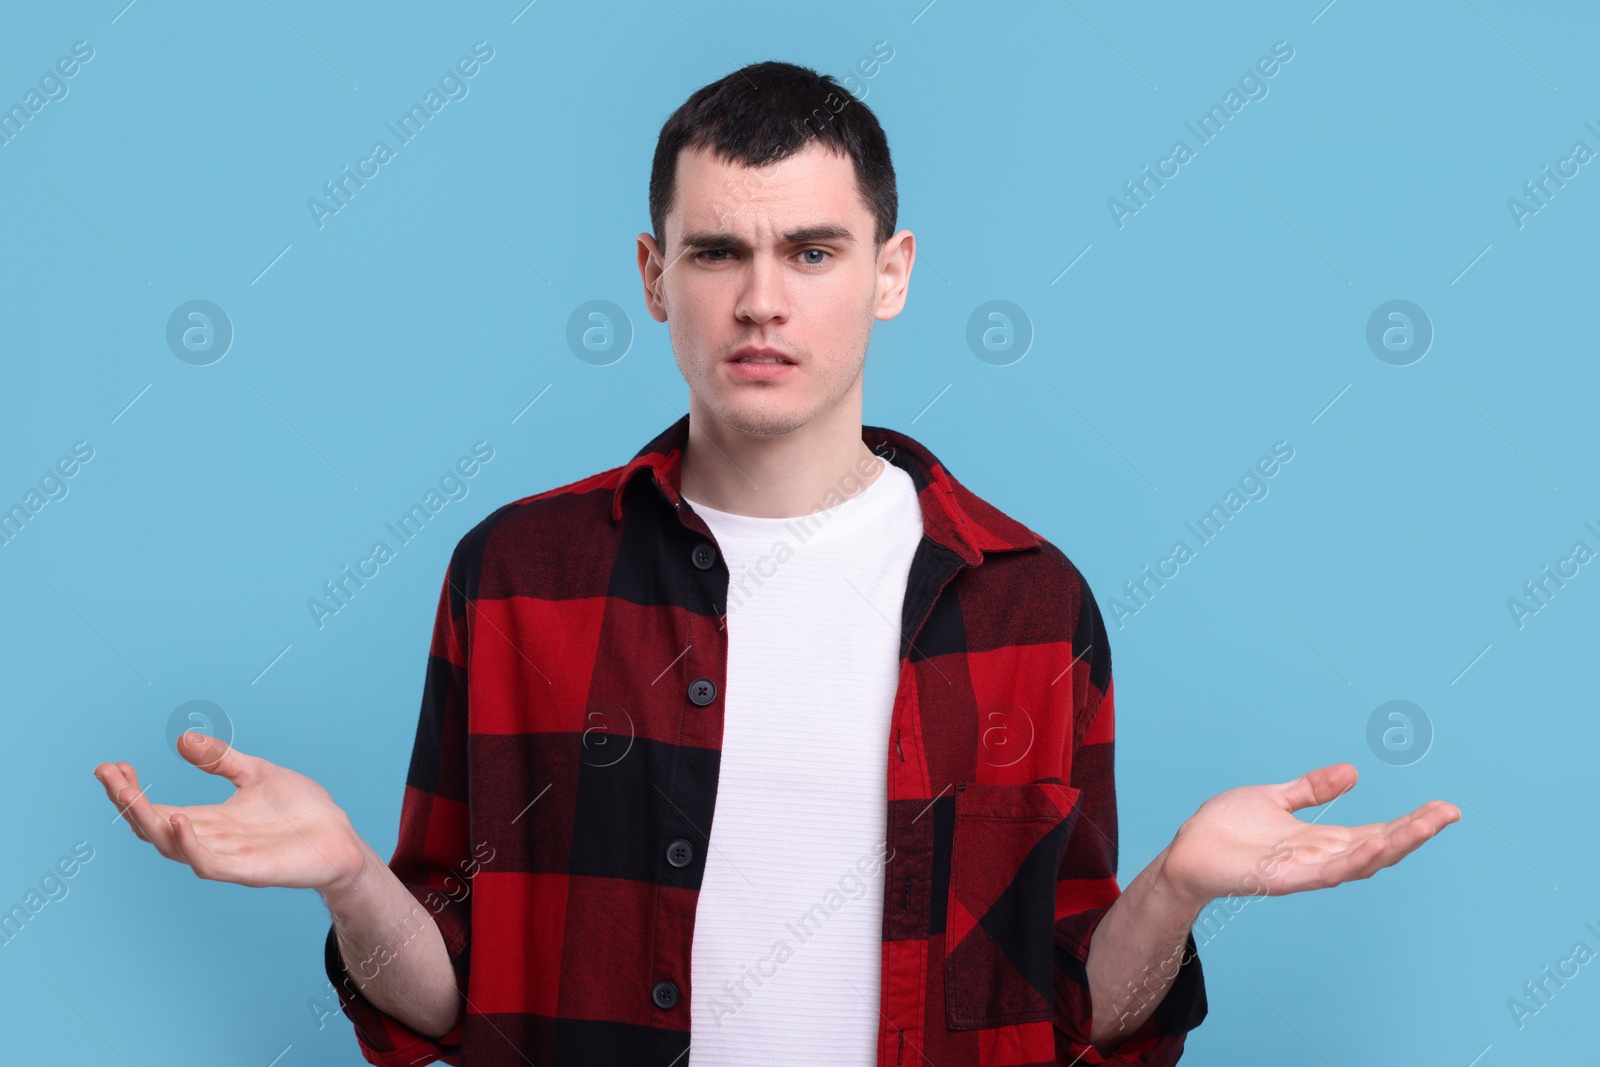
[
  {"x1": 95, "y1": 732, "x2": 466, "y2": 1038},
  {"x1": 92, "y1": 733, "x2": 371, "y2": 899}
]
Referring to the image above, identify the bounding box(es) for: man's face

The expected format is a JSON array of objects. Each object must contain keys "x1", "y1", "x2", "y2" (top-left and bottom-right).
[{"x1": 637, "y1": 140, "x2": 913, "y2": 436}]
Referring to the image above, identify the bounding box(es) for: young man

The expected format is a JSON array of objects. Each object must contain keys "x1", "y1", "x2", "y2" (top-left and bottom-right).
[{"x1": 93, "y1": 61, "x2": 1459, "y2": 1066}]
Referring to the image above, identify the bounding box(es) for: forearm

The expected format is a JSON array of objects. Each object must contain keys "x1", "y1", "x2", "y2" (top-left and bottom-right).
[
  {"x1": 320, "y1": 835, "x2": 463, "y2": 1039},
  {"x1": 1083, "y1": 844, "x2": 1207, "y2": 1055}
]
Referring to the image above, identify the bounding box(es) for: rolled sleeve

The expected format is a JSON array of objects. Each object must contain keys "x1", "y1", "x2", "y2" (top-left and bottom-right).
[
  {"x1": 322, "y1": 553, "x2": 477, "y2": 1065},
  {"x1": 323, "y1": 883, "x2": 470, "y2": 1065},
  {"x1": 1053, "y1": 578, "x2": 1208, "y2": 1064}
]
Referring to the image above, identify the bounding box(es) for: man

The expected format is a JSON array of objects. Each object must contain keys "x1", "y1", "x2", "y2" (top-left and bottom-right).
[{"x1": 93, "y1": 61, "x2": 1459, "y2": 1066}]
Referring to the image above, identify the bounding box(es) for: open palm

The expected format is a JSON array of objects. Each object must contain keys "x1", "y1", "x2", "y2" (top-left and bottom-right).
[
  {"x1": 92, "y1": 733, "x2": 367, "y2": 895},
  {"x1": 1158, "y1": 762, "x2": 1461, "y2": 907}
]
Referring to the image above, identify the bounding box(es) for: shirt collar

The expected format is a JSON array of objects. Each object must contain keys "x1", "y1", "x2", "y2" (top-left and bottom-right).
[{"x1": 609, "y1": 413, "x2": 1041, "y2": 564}]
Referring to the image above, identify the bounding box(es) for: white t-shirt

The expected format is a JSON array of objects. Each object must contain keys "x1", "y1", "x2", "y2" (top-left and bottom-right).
[{"x1": 681, "y1": 459, "x2": 923, "y2": 1065}]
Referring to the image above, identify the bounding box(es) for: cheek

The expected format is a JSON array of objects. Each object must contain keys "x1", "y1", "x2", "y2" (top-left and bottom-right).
[
  {"x1": 667, "y1": 279, "x2": 716, "y2": 329},
  {"x1": 667, "y1": 320, "x2": 710, "y2": 377},
  {"x1": 832, "y1": 292, "x2": 877, "y2": 351}
]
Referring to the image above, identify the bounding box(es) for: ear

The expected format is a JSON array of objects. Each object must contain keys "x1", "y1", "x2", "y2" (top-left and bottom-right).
[
  {"x1": 637, "y1": 232, "x2": 669, "y2": 323},
  {"x1": 873, "y1": 229, "x2": 915, "y2": 320}
]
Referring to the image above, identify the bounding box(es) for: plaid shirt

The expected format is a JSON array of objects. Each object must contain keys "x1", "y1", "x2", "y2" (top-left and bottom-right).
[{"x1": 324, "y1": 412, "x2": 1208, "y2": 1066}]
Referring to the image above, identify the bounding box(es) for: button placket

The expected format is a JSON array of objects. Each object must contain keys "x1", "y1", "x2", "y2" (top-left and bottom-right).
[{"x1": 647, "y1": 514, "x2": 719, "y2": 1025}]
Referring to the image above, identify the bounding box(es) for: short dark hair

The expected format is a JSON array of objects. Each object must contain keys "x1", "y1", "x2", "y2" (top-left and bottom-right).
[{"x1": 648, "y1": 61, "x2": 898, "y2": 254}]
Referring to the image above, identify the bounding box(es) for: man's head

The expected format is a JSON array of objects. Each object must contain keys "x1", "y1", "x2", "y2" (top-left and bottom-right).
[{"x1": 637, "y1": 61, "x2": 914, "y2": 438}]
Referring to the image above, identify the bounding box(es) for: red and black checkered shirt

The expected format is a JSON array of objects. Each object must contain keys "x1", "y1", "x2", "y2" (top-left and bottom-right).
[{"x1": 324, "y1": 412, "x2": 1207, "y2": 1066}]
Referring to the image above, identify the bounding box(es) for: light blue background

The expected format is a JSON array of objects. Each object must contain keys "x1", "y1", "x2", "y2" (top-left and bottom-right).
[{"x1": 2, "y1": 1, "x2": 1595, "y2": 1063}]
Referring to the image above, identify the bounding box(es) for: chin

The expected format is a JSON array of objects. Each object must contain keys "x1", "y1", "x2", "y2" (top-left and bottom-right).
[{"x1": 714, "y1": 399, "x2": 812, "y2": 437}]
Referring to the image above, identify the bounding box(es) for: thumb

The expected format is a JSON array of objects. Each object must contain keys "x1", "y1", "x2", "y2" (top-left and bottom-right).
[
  {"x1": 176, "y1": 731, "x2": 256, "y2": 786},
  {"x1": 1278, "y1": 761, "x2": 1357, "y2": 813}
]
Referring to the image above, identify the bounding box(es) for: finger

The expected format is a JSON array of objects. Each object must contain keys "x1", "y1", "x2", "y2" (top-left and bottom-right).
[
  {"x1": 98, "y1": 766, "x2": 150, "y2": 843},
  {"x1": 115, "y1": 805, "x2": 149, "y2": 843},
  {"x1": 96, "y1": 767, "x2": 150, "y2": 844},
  {"x1": 1343, "y1": 818, "x2": 1439, "y2": 878},
  {"x1": 1390, "y1": 801, "x2": 1461, "y2": 844},
  {"x1": 117, "y1": 784, "x2": 177, "y2": 857},
  {"x1": 97, "y1": 761, "x2": 137, "y2": 793},
  {"x1": 1297, "y1": 806, "x2": 1458, "y2": 890},
  {"x1": 93, "y1": 762, "x2": 131, "y2": 810},
  {"x1": 169, "y1": 813, "x2": 226, "y2": 881},
  {"x1": 112, "y1": 762, "x2": 148, "y2": 804},
  {"x1": 1299, "y1": 803, "x2": 1453, "y2": 872},
  {"x1": 110, "y1": 765, "x2": 160, "y2": 842},
  {"x1": 175, "y1": 732, "x2": 258, "y2": 786},
  {"x1": 1381, "y1": 799, "x2": 1459, "y2": 836},
  {"x1": 1277, "y1": 762, "x2": 1358, "y2": 813},
  {"x1": 1335, "y1": 799, "x2": 1456, "y2": 842}
]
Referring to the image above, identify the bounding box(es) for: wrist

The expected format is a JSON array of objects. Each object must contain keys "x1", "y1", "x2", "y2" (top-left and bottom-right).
[
  {"x1": 1150, "y1": 842, "x2": 1213, "y2": 921},
  {"x1": 318, "y1": 835, "x2": 384, "y2": 918}
]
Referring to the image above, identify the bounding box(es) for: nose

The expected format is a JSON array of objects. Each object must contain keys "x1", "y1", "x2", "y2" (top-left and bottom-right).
[{"x1": 734, "y1": 251, "x2": 788, "y2": 326}]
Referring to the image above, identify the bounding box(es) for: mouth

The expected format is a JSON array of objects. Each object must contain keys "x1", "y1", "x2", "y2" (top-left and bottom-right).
[
  {"x1": 726, "y1": 347, "x2": 796, "y2": 365},
  {"x1": 725, "y1": 348, "x2": 798, "y2": 379}
]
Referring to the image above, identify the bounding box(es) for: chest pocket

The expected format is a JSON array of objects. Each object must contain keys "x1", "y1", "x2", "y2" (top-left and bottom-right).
[{"x1": 944, "y1": 781, "x2": 1082, "y2": 1030}]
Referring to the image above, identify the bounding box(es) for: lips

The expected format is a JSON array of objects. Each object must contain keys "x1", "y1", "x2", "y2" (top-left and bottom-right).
[
  {"x1": 727, "y1": 347, "x2": 796, "y2": 365},
  {"x1": 725, "y1": 347, "x2": 798, "y2": 381}
]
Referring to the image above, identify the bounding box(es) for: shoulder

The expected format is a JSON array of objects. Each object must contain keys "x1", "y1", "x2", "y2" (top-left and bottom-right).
[
  {"x1": 441, "y1": 459, "x2": 632, "y2": 604},
  {"x1": 1028, "y1": 534, "x2": 1110, "y2": 644},
  {"x1": 986, "y1": 530, "x2": 1114, "y2": 706},
  {"x1": 1027, "y1": 536, "x2": 1106, "y2": 632}
]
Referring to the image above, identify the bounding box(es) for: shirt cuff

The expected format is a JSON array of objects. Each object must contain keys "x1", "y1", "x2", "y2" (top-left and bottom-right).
[
  {"x1": 1054, "y1": 904, "x2": 1208, "y2": 1066},
  {"x1": 322, "y1": 882, "x2": 472, "y2": 1066}
]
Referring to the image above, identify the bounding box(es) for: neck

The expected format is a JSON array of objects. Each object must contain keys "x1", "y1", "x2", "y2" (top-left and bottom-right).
[{"x1": 679, "y1": 397, "x2": 885, "y2": 519}]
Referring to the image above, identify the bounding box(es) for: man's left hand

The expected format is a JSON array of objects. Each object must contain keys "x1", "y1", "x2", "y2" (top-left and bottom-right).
[{"x1": 1154, "y1": 761, "x2": 1460, "y2": 912}]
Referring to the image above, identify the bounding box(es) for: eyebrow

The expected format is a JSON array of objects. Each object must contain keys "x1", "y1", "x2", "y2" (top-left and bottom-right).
[{"x1": 676, "y1": 224, "x2": 857, "y2": 252}]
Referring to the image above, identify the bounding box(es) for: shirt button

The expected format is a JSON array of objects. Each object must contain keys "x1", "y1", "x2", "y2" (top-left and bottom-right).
[
  {"x1": 666, "y1": 838, "x2": 694, "y2": 868},
  {"x1": 652, "y1": 979, "x2": 680, "y2": 1009},
  {"x1": 687, "y1": 678, "x2": 717, "y2": 706},
  {"x1": 691, "y1": 542, "x2": 717, "y2": 570}
]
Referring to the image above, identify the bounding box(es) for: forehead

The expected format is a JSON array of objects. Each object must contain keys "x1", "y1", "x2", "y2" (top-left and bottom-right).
[{"x1": 670, "y1": 140, "x2": 869, "y2": 237}]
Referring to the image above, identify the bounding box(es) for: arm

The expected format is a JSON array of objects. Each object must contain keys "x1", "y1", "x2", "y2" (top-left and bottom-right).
[
  {"x1": 321, "y1": 835, "x2": 463, "y2": 1038},
  {"x1": 1053, "y1": 578, "x2": 1208, "y2": 1066},
  {"x1": 1081, "y1": 757, "x2": 1462, "y2": 1055},
  {"x1": 1059, "y1": 610, "x2": 1462, "y2": 1062},
  {"x1": 90, "y1": 729, "x2": 467, "y2": 1042},
  {"x1": 1082, "y1": 847, "x2": 1205, "y2": 1052},
  {"x1": 92, "y1": 549, "x2": 483, "y2": 1064},
  {"x1": 321, "y1": 550, "x2": 480, "y2": 1064},
  {"x1": 95, "y1": 732, "x2": 469, "y2": 1050}
]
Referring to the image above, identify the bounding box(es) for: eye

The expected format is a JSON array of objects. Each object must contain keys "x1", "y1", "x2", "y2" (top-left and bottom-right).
[
  {"x1": 694, "y1": 249, "x2": 734, "y2": 263},
  {"x1": 798, "y1": 248, "x2": 831, "y2": 266}
]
